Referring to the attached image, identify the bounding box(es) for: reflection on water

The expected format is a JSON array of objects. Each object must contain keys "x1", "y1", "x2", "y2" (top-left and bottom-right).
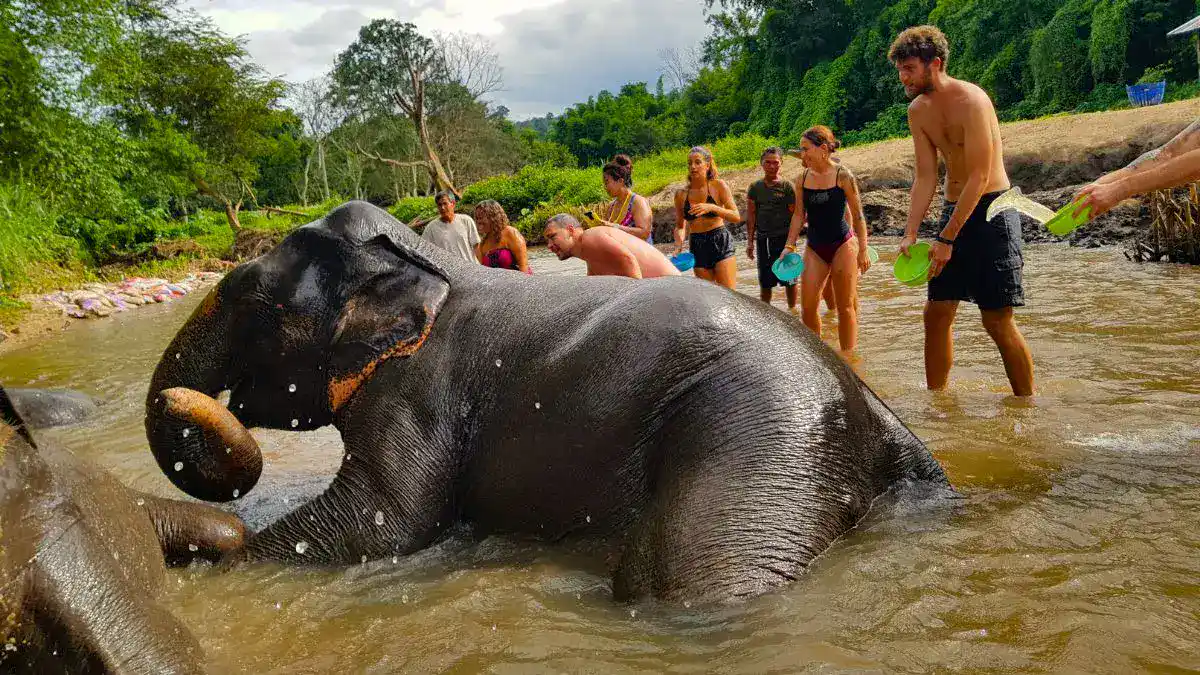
[{"x1": 2, "y1": 240, "x2": 1197, "y2": 672}]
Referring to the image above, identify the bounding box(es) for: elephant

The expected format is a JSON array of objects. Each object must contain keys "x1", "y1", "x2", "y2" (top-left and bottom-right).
[
  {"x1": 0, "y1": 385, "x2": 247, "y2": 673},
  {"x1": 7, "y1": 387, "x2": 98, "y2": 429},
  {"x1": 144, "y1": 200, "x2": 950, "y2": 603}
]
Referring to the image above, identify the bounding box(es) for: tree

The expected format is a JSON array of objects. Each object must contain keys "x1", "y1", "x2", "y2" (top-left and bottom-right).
[
  {"x1": 659, "y1": 46, "x2": 704, "y2": 90},
  {"x1": 433, "y1": 31, "x2": 503, "y2": 101},
  {"x1": 333, "y1": 20, "x2": 457, "y2": 195},
  {"x1": 294, "y1": 75, "x2": 343, "y2": 204}
]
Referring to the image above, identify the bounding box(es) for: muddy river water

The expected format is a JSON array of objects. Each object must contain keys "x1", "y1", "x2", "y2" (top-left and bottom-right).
[{"x1": 2, "y1": 240, "x2": 1196, "y2": 673}]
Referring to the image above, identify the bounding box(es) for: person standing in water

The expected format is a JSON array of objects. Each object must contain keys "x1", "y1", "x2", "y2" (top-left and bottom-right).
[
  {"x1": 747, "y1": 146, "x2": 798, "y2": 309},
  {"x1": 474, "y1": 199, "x2": 531, "y2": 274},
  {"x1": 781, "y1": 126, "x2": 871, "y2": 353},
  {"x1": 673, "y1": 146, "x2": 742, "y2": 289},
  {"x1": 593, "y1": 154, "x2": 654, "y2": 242},
  {"x1": 891, "y1": 25, "x2": 1034, "y2": 396},
  {"x1": 418, "y1": 191, "x2": 480, "y2": 263}
]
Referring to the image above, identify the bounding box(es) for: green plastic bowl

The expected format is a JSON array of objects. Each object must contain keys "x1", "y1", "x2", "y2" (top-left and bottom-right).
[
  {"x1": 893, "y1": 242, "x2": 931, "y2": 287},
  {"x1": 1045, "y1": 198, "x2": 1092, "y2": 236},
  {"x1": 772, "y1": 252, "x2": 804, "y2": 282}
]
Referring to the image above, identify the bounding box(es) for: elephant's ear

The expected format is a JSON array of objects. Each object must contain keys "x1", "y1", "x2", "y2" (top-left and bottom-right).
[
  {"x1": 0, "y1": 385, "x2": 36, "y2": 448},
  {"x1": 327, "y1": 235, "x2": 451, "y2": 411}
]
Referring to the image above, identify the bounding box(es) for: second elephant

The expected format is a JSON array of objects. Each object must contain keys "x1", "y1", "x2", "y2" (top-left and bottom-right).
[{"x1": 145, "y1": 201, "x2": 951, "y2": 603}]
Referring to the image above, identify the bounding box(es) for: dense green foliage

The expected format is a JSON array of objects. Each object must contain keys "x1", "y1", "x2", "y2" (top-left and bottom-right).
[{"x1": 2, "y1": 0, "x2": 1199, "y2": 304}]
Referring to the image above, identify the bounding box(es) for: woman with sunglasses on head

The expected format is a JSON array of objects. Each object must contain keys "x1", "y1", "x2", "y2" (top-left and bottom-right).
[
  {"x1": 782, "y1": 126, "x2": 871, "y2": 353},
  {"x1": 593, "y1": 154, "x2": 654, "y2": 242},
  {"x1": 673, "y1": 146, "x2": 742, "y2": 289}
]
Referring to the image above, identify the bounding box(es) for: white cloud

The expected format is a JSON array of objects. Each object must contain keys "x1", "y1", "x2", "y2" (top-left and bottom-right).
[{"x1": 185, "y1": 0, "x2": 710, "y2": 118}]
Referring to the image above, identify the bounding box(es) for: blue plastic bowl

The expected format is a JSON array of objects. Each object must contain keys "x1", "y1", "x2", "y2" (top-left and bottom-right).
[
  {"x1": 771, "y1": 252, "x2": 804, "y2": 282},
  {"x1": 671, "y1": 252, "x2": 695, "y2": 272}
]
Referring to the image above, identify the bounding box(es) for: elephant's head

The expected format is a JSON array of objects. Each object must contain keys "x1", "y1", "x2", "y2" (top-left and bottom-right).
[{"x1": 145, "y1": 202, "x2": 452, "y2": 503}]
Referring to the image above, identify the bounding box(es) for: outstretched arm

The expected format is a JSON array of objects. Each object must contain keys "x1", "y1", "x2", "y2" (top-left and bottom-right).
[
  {"x1": 1095, "y1": 117, "x2": 1200, "y2": 185},
  {"x1": 1077, "y1": 145, "x2": 1200, "y2": 217}
]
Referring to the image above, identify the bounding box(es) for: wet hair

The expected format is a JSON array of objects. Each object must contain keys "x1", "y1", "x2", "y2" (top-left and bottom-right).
[
  {"x1": 688, "y1": 146, "x2": 719, "y2": 180},
  {"x1": 545, "y1": 213, "x2": 581, "y2": 231},
  {"x1": 761, "y1": 146, "x2": 784, "y2": 161},
  {"x1": 888, "y1": 25, "x2": 950, "y2": 68},
  {"x1": 802, "y1": 126, "x2": 841, "y2": 153},
  {"x1": 473, "y1": 200, "x2": 509, "y2": 241},
  {"x1": 604, "y1": 154, "x2": 634, "y2": 187},
  {"x1": 434, "y1": 190, "x2": 457, "y2": 206}
]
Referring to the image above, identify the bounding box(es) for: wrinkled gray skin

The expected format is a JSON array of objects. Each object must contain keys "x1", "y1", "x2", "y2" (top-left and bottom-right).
[
  {"x1": 7, "y1": 388, "x2": 98, "y2": 429},
  {"x1": 0, "y1": 386, "x2": 246, "y2": 673},
  {"x1": 146, "y1": 200, "x2": 950, "y2": 603}
]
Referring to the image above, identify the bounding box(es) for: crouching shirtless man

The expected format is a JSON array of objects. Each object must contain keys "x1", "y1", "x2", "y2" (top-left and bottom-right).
[
  {"x1": 544, "y1": 213, "x2": 680, "y2": 279},
  {"x1": 891, "y1": 25, "x2": 1035, "y2": 396}
]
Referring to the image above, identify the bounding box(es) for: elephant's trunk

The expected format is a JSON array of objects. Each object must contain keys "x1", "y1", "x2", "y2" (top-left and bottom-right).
[{"x1": 145, "y1": 285, "x2": 261, "y2": 503}]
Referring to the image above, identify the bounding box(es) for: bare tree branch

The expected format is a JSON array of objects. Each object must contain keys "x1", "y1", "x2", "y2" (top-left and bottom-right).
[
  {"x1": 356, "y1": 143, "x2": 431, "y2": 169},
  {"x1": 658, "y1": 46, "x2": 703, "y2": 90},
  {"x1": 434, "y1": 31, "x2": 503, "y2": 99}
]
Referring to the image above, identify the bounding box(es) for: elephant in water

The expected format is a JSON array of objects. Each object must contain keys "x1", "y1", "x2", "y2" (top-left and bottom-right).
[
  {"x1": 145, "y1": 201, "x2": 950, "y2": 603},
  {"x1": 0, "y1": 385, "x2": 246, "y2": 673},
  {"x1": 6, "y1": 387, "x2": 98, "y2": 428}
]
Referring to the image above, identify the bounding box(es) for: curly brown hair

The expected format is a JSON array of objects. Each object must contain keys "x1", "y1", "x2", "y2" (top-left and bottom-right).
[
  {"x1": 888, "y1": 25, "x2": 950, "y2": 68},
  {"x1": 473, "y1": 200, "x2": 509, "y2": 242}
]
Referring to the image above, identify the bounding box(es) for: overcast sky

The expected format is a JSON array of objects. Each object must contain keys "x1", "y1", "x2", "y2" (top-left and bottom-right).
[{"x1": 184, "y1": 0, "x2": 711, "y2": 120}]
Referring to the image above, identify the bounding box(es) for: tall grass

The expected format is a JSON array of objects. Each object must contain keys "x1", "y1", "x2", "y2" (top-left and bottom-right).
[{"x1": 0, "y1": 183, "x2": 82, "y2": 293}]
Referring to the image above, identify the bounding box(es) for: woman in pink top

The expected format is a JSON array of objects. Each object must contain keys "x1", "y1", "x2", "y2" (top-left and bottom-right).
[{"x1": 474, "y1": 200, "x2": 531, "y2": 274}]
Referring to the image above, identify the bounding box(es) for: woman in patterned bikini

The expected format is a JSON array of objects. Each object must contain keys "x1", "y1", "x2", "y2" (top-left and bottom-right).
[{"x1": 595, "y1": 154, "x2": 653, "y2": 242}]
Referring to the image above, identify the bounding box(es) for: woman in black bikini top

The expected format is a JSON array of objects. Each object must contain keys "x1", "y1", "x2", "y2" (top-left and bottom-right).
[
  {"x1": 673, "y1": 146, "x2": 742, "y2": 290},
  {"x1": 781, "y1": 125, "x2": 871, "y2": 354}
]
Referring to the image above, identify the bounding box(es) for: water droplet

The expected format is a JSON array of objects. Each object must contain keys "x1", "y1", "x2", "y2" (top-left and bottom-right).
[
  {"x1": 188, "y1": 544, "x2": 198, "y2": 552},
  {"x1": 233, "y1": 489, "x2": 239, "y2": 498},
  {"x1": 4, "y1": 643, "x2": 15, "y2": 652},
  {"x1": 175, "y1": 353, "x2": 181, "y2": 360},
  {"x1": 136, "y1": 498, "x2": 145, "y2": 506},
  {"x1": 629, "y1": 609, "x2": 637, "y2": 618},
  {"x1": 174, "y1": 461, "x2": 183, "y2": 471},
  {"x1": 534, "y1": 401, "x2": 541, "y2": 409},
  {"x1": 307, "y1": 418, "x2": 312, "y2": 424},
  {"x1": 575, "y1": 593, "x2": 581, "y2": 599},
  {"x1": 225, "y1": 447, "x2": 231, "y2": 454},
  {"x1": 375, "y1": 511, "x2": 385, "y2": 525},
  {"x1": 112, "y1": 551, "x2": 119, "y2": 561},
  {"x1": 392, "y1": 556, "x2": 398, "y2": 564},
  {"x1": 290, "y1": 419, "x2": 299, "y2": 428},
  {"x1": 401, "y1": 593, "x2": 409, "y2": 603},
  {"x1": 275, "y1": 602, "x2": 282, "y2": 610},
  {"x1": 491, "y1": 625, "x2": 497, "y2": 631},
  {"x1": 181, "y1": 428, "x2": 190, "y2": 438},
  {"x1": 585, "y1": 515, "x2": 591, "y2": 523},
  {"x1": 495, "y1": 359, "x2": 502, "y2": 367},
  {"x1": 288, "y1": 383, "x2": 296, "y2": 393},
  {"x1": 345, "y1": 453, "x2": 352, "y2": 461},
  {"x1": 684, "y1": 601, "x2": 692, "y2": 608},
  {"x1": 238, "y1": 403, "x2": 244, "y2": 409},
  {"x1": 295, "y1": 541, "x2": 309, "y2": 554},
  {"x1": 361, "y1": 555, "x2": 368, "y2": 564}
]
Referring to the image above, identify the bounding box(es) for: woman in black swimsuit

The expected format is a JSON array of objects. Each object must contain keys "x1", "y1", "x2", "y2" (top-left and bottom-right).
[
  {"x1": 673, "y1": 146, "x2": 742, "y2": 289},
  {"x1": 782, "y1": 126, "x2": 871, "y2": 353}
]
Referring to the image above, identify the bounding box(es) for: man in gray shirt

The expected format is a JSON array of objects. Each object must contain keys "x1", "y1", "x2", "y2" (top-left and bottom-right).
[
  {"x1": 746, "y1": 147, "x2": 798, "y2": 308},
  {"x1": 419, "y1": 191, "x2": 480, "y2": 262}
]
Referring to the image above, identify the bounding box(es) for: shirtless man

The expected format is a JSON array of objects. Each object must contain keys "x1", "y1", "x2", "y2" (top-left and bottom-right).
[
  {"x1": 891, "y1": 25, "x2": 1035, "y2": 396},
  {"x1": 543, "y1": 214, "x2": 680, "y2": 279}
]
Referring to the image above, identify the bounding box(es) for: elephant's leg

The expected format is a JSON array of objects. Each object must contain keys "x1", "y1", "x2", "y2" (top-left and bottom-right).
[
  {"x1": 138, "y1": 493, "x2": 248, "y2": 566},
  {"x1": 29, "y1": 521, "x2": 205, "y2": 674},
  {"x1": 612, "y1": 435, "x2": 864, "y2": 603}
]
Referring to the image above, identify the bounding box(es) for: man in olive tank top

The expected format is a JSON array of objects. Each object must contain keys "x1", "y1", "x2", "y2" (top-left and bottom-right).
[{"x1": 746, "y1": 147, "x2": 798, "y2": 308}]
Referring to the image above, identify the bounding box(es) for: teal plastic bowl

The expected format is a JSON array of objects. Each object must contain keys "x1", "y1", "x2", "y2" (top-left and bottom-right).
[
  {"x1": 772, "y1": 252, "x2": 804, "y2": 282},
  {"x1": 670, "y1": 252, "x2": 695, "y2": 272}
]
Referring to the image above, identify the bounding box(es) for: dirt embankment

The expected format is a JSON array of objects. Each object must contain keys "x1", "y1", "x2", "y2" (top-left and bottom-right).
[{"x1": 648, "y1": 99, "x2": 1200, "y2": 247}]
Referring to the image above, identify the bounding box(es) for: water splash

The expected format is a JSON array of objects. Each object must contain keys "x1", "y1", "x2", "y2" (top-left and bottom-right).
[
  {"x1": 188, "y1": 544, "x2": 198, "y2": 552},
  {"x1": 985, "y1": 186, "x2": 1056, "y2": 223}
]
